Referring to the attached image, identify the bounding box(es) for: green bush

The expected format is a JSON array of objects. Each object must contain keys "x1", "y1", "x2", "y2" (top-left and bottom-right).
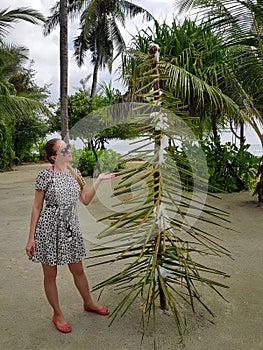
[
  {"x1": 167, "y1": 142, "x2": 208, "y2": 192},
  {"x1": 201, "y1": 138, "x2": 259, "y2": 192},
  {"x1": 0, "y1": 118, "x2": 15, "y2": 170},
  {"x1": 167, "y1": 137, "x2": 258, "y2": 193},
  {"x1": 13, "y1": 115, "x2": 48, "y2": 164},
  {"x1": 70, "y1": 145, "x2": 83, "y2": 168},
  {"x1": 77, "y1": 147, "x2": 123, "y2": 177}
]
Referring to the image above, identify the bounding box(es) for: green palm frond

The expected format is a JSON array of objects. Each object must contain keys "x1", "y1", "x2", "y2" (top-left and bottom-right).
[
  {"x1": 0, "y1": 94, "x2": 50, "y2": 117},
  {"x1": 120, "y1": 0, "x2": 154, "y2": 21},
  {"x1": 0, "y1": 7, "x2": 45, "y2": 40},
  {"x1": 121, "y1": 17, "x2": 263, "y2": 145},
  {"x1": 43, "y1": 2, "x2": 60, "y2": 35},
  {"x1": 175, "y1": 0, "x2": 263, "y2": 52},
  {"x1": 0, "y1": 43, "x2": 50, "y2": 118},
  {"x1": 160, "y1": 60, "x2": 244, "y2": 120},
  {"x1": 173, "y1": 0, "x2": 263, "y2": 138},
  {"x1": 44, "y1": 0, "x2": 86, "y2": 35},
  {"x1": 122, "y1": 46, "x2": 245, "y2": 124}
]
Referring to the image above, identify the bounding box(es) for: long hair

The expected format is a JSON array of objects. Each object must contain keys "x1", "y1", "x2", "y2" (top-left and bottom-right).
[
  {"x1": 66, "y1": 164, "x2": 84, "y2": 190},
  {"x1": 45, "y1": 138, "x2": 84, "y2": 190}
]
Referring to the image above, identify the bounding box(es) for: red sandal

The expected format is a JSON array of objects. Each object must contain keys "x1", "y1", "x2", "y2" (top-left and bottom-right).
[
  {"x1": 52, "y1": 315, "x2": 72, "y2": 333},
  {"x1": 83, "y1": 304, "x2": 109, "y2": 315}
]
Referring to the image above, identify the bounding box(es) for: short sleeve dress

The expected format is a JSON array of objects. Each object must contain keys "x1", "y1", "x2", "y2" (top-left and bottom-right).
[{"x1": 30, "y1": 168, "x2": 86, "y2": 266}]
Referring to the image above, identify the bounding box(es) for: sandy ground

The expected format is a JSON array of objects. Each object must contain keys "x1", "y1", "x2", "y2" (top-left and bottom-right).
[{"x1": 0, "y1": 163, "x2": 262, "y2": 350}]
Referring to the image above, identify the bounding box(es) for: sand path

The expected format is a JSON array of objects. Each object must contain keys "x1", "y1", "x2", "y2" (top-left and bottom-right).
[{"x1": 0, "y1": 163, "x2": 262, "y2": 350}]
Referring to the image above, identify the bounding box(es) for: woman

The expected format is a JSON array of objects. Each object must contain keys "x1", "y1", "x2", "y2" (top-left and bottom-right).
[{"x1": 25, "y1": 138, "x2": 115, "y2": 333}]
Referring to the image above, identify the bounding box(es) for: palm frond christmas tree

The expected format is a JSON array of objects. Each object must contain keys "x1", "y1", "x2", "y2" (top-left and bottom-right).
[{"x1": 73, "y1": 43, "x2": 232, "y2": 344}]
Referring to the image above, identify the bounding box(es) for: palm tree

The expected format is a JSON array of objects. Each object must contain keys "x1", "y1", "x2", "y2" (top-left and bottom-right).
[
  {"x1": 0, "y1": 6, "x2": 49, "y2": 169},
  {"x1": 59, "y1": 0, "x2": 69, "y2": 142},
  {"x1": 0, "y1": 7, "x2": 48, "y2": 116},
  {"x1": 44, "y1": 0, "x2": 154, "y2": 97},
  {"x1": 73, "y1": 11, "x2": 115, "y2": 98},
  {"x1": 174, "y1": 0, "x2": 263, "y2": 146},
  {"x1": 64, "y1": 16, "x2": 235, "y2": 343}
]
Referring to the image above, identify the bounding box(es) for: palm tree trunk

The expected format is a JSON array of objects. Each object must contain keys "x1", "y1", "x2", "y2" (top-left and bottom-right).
[
  {"x1": 211, "y1": 111, "x2": 218, "y2": 140},
  {"x1": 60, "y1": 0, "x2": 69, "y2": 142},
  {"x1": 90, "y1": 48, "x2": 102, "y2": 98},
  {"x1": 240, "y1": 122, "x2": 245, "y2": 146}
]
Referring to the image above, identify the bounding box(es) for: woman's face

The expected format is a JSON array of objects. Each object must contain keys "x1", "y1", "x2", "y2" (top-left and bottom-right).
[{"x1": 54, "y1": 140, "x2": 72, "y2": 163}]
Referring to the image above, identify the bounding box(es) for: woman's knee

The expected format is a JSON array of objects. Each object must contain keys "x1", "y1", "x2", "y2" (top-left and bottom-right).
[
  {"x1": 42, "y1": 264, "x2": 57, "y2": 281},
  {"x1": 68, "y1": 261, "x2": 84, "y2": 277}
]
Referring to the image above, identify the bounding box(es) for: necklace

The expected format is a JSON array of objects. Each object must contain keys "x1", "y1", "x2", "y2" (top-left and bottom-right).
[{"x1": 52, "y1": 164, "x2": 69, "y2": 173}]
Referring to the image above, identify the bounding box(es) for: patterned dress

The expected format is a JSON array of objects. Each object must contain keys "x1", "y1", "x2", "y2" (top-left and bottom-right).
[{"x1": 31, "y1": 168, "x2": 86, "y2": 266}]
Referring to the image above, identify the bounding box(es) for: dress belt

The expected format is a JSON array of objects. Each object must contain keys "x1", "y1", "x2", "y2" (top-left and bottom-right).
[{"x1": 45, "y1": 203, "x2": 76, "y2": 242}]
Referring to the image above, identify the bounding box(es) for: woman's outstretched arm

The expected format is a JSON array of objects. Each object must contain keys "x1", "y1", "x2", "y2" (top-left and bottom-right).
[{"x1": 79, "y1": 173, "x2": 116, "y2": 206}]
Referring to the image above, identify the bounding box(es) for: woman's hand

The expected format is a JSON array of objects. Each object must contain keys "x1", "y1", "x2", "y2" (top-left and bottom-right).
[
  {"x1": 98, "y1": 172, "x2": 117, "y2": 181},
  {"x1": 25, "y1": 239, "x2": 36, "y2": 257},
  {"x1": 80, "y1": 172, "x2": 117, "y2": 206}
]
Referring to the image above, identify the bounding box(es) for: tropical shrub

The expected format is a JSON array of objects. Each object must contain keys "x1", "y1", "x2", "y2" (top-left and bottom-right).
[
  {"x1": 167, "y1": 137, "x2": 258, "y2": 192},
  {"x1": 13, "y1": 114, "x2": 48, "y2": 163},
  {"x1": 77, "y1": 148, "x2": 98, "y2": 177},
  {"x1": 167, "y1": 141, "x2": 208, "y2": 192},
  {"x1": 29, "y1": 138, "x2": 48, "y2": 163},
  {"x1": 201, "y1": 138, "x2": 258, "y2": 192},
  {"x1": 0, "y1": 118, "x2": 15, "y2": 170},
  {"x1": 77, "y1": 147, "x2": 122, "y2": 177},
  {"x1": 93, "y1": 149, "x2": 124, "y2": 177}
]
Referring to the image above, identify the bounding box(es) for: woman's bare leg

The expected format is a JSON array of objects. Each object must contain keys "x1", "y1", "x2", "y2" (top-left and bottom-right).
[
  {"x1": 68, "y1": 260, "x2": 104, "y2": 310},
  {"x1": 42, "y1": 263, "x2": 67, "y2": 325}
]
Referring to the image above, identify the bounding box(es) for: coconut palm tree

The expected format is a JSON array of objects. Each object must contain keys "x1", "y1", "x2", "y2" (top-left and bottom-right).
[
  {"x1": 174, "y1": 0, "x2": 263, "y2": 146},
  {"x1": 0, "y1": 6, "x2": 47, "y2": 116},
  {"x1": 59, "y1": 0, "x2": 69, "y2": 142},
  {"x1": 0, "y1": 6, "x2": 50, "y2": 169},
  {"x1": 44, "y1": 0, "x2": 154, "y2": 97}
]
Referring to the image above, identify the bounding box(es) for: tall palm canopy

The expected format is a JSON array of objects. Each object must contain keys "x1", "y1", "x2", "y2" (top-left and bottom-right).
[
  {"x1": 174, "y1": 0, "x2": 263, "y2": 145},
  {"x1": 175, "y1": 0, "x2": 263, "y2": 48},
  {"x1": 44, "y1": 0, "x2": 154, "y2": 97}
]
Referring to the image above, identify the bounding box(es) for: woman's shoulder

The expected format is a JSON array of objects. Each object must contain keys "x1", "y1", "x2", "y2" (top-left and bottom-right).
[
  {"x1": 35, "y1": 167, "x2": 53, "y2": 183},
  {"x1": 35, "y1": 167, "x2": 53, "y2": 190},
  {"x1": 37, "y1": 167, "x2": 53, "y2": 176}
]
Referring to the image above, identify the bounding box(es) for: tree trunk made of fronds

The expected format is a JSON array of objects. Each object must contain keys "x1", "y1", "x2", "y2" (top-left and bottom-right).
[{"x1": 149, "y1": 42, "x2": 168, "y2": 311}]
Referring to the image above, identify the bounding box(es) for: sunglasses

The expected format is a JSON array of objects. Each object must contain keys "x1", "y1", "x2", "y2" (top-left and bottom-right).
[{"x1": 60, "y1": 144, "x2": 71, "y2": 156}]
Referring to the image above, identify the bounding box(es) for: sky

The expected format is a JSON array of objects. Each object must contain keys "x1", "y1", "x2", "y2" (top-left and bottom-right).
[{"x1": 7, "y1": 0, "x2": 178, "y2": 103}]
